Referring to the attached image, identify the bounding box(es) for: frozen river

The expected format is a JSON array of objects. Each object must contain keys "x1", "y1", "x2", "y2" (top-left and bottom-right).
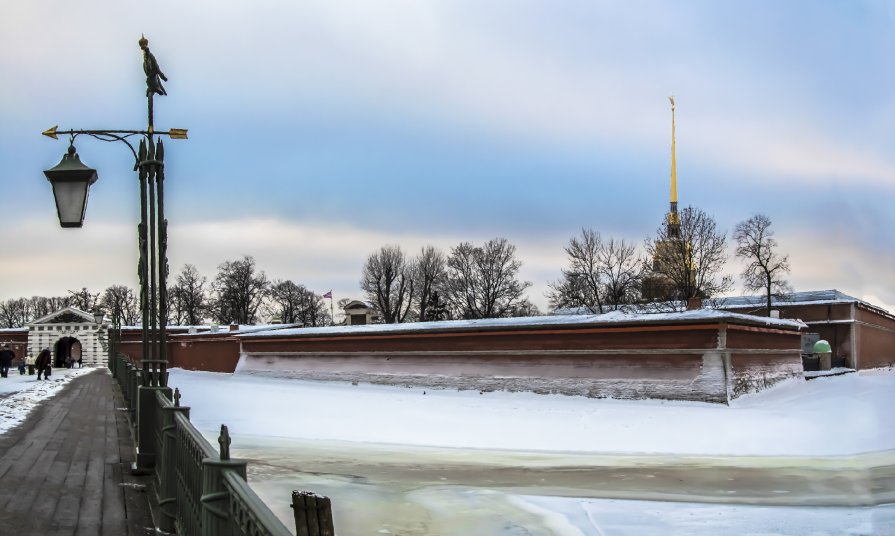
[
  {"x1": 165, "y1": 368, "x2": 895, "y2": 535},
  {"x1": 232, "y1": 436, "x2": 895, "y2": 535}
]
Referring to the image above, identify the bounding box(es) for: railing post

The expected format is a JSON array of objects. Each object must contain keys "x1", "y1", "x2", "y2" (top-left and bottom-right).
[
  {"x1": 117, "y1": 355, "x2": 126, "y2": 388},
  {"x1": 158, "y1": 388, "x2": 189, "y2": 533},
  {"x1": 201, "y1": 425, "x2": 247, "y2": 536},
  {"x1": 291, "y1": 491, "x2": 335, "y2": 536},
  {"x1": 120, "y1": 355, "x2": 129, "y2": 389},
  {"x1": 115, "y1": 356, "x2": 122, "y2": 386},
  {"x1": 135, "y1": 385, "x2": 172, "y2": 471},
  {"x1": 129, "y1": 365, "x2": 141, "y2": 418}
]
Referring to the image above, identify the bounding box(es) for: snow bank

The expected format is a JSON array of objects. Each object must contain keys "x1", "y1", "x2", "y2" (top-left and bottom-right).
[
  {"x1": 0, "y1": 367, "x2": 97, "y2": 434},
  {"x1": 167, "y1": 367, "x2": 895, "y2": 457}
]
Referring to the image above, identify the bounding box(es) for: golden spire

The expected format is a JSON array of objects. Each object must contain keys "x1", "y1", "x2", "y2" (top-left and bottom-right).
[
  {"x1": 669, "y1": 96, "x2": 677, "y2": 204},
  {"x1": 666, "y1": 96, "x2": 680, "y2": 235}
]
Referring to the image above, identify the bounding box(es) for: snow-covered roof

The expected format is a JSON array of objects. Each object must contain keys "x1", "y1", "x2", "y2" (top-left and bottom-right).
[
  {"x1": 344, "y1": 300, "x2": 374, "y2": 310},
  {"x1": 29, "y1": 306, "x2": 98, "y2": 326},
  {"x1": 170, "y1": 324, "x2": 301, "y2": 338},
  {"x1": 555, "y1": 291, "x2": 893, "y2": 321},
  {"x1": 239, "y1": 309, "x2": 805, "y2": 339},
  {"x1": 718, "y1": 290, "x2": 893, "y2": 318}
]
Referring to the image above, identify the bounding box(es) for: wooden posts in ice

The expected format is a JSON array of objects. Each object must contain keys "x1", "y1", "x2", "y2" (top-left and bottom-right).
[{"x1": 291, "y1": 490, "x2": 335, "y2": 536}]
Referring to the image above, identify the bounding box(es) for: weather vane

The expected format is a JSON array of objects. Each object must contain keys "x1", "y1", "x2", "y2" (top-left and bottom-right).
[{"x1": 140, "y1": 35, "x2": 167, "y2": 97}]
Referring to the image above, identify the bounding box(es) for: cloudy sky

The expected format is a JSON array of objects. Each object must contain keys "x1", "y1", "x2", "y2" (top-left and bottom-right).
[{"x1": 1, "y1": 1, "x2": 893, "y2": 314}]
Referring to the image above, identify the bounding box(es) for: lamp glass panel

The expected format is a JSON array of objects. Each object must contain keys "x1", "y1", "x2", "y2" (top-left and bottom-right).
[{"x1": 51, "y1": 181, "x2": 90, "y2": 227}]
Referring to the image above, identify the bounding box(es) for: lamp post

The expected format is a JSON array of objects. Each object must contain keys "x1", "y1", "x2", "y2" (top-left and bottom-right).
[
  {"x1": 43, "y1": 36, "x2": 187, "y2": 471},
  {"x1": 42, "y1": 36, "x2": 187, "y2": 391}
]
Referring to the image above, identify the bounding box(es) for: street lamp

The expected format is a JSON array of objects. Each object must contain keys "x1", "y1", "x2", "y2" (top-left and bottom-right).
[
  {"x1": 43, "y1": 145, "x2": 98, "y2": 228},
  {"x1": 41, "y1": 36, "x2": 187, "y2": 394}
]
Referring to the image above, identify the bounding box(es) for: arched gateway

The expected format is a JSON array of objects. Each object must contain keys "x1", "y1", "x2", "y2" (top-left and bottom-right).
[{"x1": 27, "y1": 307, "x2": 106, "y2": 366}]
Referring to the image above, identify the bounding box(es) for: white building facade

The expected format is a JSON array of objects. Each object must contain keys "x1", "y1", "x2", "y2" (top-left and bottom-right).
[{"x1": 27, "y1": 307, "x2": 108, "y2": 367}]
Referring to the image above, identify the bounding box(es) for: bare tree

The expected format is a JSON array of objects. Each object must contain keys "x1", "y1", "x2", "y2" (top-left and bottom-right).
[
  {"x1": 445, "y1": 238, "x2": 531, "y2": 319},
  {"x1": 100, "y1": 285, "x2": 140, "y2": 325},
  {"x1": 210, "y1": 255, "x2": 269, "y2": 325},
  {"x1": 412, "y1": 245, "x2": 447, "y2": 322},
  {"x1": 68, "y1": 287, "x2": 100, "y2": 312},
  {"x1": 644, "y1": 205, "x2": 733, "y2": 306},
  {"x1": 422, "y1": 290, "x2": 449, "y2": 321},
  {"x1": 170, "y1": 264, "x2": 209, "y2": 325},
  {"x1": 361, "y1": 245, "x2": 415, "y2": 324},
  {"x1": 510, "y1": 299, "x2": 542, "y2": 317},
  {"x1": 295, "y1": 287, "x2": 330, "y2": 327},
  {"x1": 268, "y1": 280, "x2": 329, "y2": 326},
  {"x1": 29, "y1": 296, "x2": 70, "y2": 319},
  {"x1": 599, "y1": 238, "x2": 643, "y2": 309},
  {"x1": 0, "y1": 298, "x2": 30, "y2": 328},
  {"x1": 547, "y1": 229, "x2": 605, "y2": 313},
  {"x1": 734, "y1": 214, "x2": 792, "y2": 316}
]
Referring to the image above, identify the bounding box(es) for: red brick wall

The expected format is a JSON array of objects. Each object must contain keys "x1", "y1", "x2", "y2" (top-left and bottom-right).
[
  {"x1": 0, "y1": 330, "x2": 29, "y2": 362},
  {"x1": 169, "y1": 336, "x2": 240, "y2": 373},
  {"x1": 116, "y1": 319, "x2": 804, "y2": 403},
  {"x1": 854, "y1": 306, "x2": 895, "y2": 369},
  {"x1": 237, "y1": 320, "x2": 803, "y2": 403}
]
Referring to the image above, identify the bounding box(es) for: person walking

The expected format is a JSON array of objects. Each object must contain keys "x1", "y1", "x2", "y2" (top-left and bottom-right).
[
  {"x1": 16, "y1": 354, "x2": 26, "y2": 375},
  {"x1": 36, "y1": 348, "x2": 52, "y2": 381},
  {"x1": 25, "y1": 354, "x2": 36, "y2": 375},
  {"x1": 0, "y1": 345, "x2": 14, "y2": 378}
]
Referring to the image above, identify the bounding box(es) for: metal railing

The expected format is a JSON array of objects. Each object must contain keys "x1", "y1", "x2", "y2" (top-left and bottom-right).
[{"x1": 109, "y1": 351, "x2": 331, "y2": 535}]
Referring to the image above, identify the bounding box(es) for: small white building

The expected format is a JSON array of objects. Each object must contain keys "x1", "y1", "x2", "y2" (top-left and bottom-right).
[
  {"x1": 342, "y1": 301, "x2": 378, "y2": 326},
  {"x1": 27, "y1": 306, "x2": 107, "y2": 367}
]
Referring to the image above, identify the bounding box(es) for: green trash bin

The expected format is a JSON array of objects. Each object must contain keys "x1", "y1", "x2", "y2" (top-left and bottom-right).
[{"x1": 813, "y1": 340, "x2": 832, "y2": 370}]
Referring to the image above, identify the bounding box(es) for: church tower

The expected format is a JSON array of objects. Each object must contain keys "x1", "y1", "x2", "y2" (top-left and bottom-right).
[{"x1": 641, "y1": 96, "x2": 688, "y2": 302}]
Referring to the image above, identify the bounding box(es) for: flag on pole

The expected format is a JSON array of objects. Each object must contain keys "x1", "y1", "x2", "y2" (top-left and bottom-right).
[{"x1": 323, "y1": 290, "x2": 335, "y2": 326}]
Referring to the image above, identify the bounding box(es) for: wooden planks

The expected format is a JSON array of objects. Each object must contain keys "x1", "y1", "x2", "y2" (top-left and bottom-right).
[{"x1": 0, "y1": 370, "x2": 153, "y2": 535}]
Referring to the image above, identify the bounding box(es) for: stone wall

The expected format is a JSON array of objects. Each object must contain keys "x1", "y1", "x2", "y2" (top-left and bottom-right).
[{"x1": 236, "y1": 313, "x2": 804, "y2": 404}]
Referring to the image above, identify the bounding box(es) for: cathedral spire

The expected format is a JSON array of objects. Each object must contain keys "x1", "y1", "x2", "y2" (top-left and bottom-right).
[{"x1": 667, "y1": 96, "x2": 681, "y2": 237}]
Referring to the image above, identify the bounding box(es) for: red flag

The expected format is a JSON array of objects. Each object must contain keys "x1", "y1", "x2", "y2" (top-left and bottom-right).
[{"x1": 322, "y1": 290, "x2": 332, "y2": 299}]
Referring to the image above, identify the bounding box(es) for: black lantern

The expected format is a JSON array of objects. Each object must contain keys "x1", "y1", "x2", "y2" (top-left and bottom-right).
[{"x1": 43, "y1": 144, "x2": 98, "y2": 228}]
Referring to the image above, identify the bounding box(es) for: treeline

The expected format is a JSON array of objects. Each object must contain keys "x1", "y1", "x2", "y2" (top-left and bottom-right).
[
  {"x1": 0, "y1": 208, "x2": 791, "y2": 328},
  {"x1": 0, "y1": 257, "x2": 330, "y2": 328},
  {"x1": 547, "y1": 208, "x2": 789, "y2": 314},
  {"x1": 357, "y1": 208, "x2": 789, "y2": 321}
]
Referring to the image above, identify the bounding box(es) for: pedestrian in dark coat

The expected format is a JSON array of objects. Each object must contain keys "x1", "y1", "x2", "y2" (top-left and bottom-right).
[
  {"x1": 36, "y1": 349, "x2": 52, "y2": 380},
  {"x1": 0, "y1": 345, "x2": 14, "y2": 378}
]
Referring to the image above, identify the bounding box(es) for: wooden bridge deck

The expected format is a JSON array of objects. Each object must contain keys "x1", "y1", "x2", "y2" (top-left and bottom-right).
[{"x1": 0, "y1": 369, "x2": 154, "y2": 535}]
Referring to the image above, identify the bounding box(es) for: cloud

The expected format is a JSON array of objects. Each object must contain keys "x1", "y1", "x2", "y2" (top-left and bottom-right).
[
  {"x1": 2, "y1": 214, "x2": 892, "y2": 317},
  {"x1": 7, "y1": 2, "x2": 894, "y2": 191},
  {"x1": 748, "y1": 225, "x2": 895, "y2": 314},
  {"x1": 687, "y1": 115, "x2": 895, "y2": 188},
  {"x1": 3, "y1": 2, "x2": 893, "y2": 318}
]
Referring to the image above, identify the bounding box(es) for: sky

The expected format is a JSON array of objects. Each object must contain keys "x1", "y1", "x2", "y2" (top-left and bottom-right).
[{"x1": 1, "y1": 1, "x2": 893, "y2": 315}]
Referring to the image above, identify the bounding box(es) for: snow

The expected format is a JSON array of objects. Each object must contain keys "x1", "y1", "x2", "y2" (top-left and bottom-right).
[
  {"x1": 3, "y1": 365, "x2": 894, "y2": 535},
  {"x1": 167, "y1": 367, "x2": 894, "y2": 457},
  {"x1": 0, "y1": 366, "x2": 97, "y2": 434},
  {"x1": 164, "y1": 367, "x2": 895, "y2": 535},
  {"x1": 510, "y1": 496, "x2": 895, "y2": 536},
  {"x1": 239, "y1": 309, "x2": 805, "y2": 340}
]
